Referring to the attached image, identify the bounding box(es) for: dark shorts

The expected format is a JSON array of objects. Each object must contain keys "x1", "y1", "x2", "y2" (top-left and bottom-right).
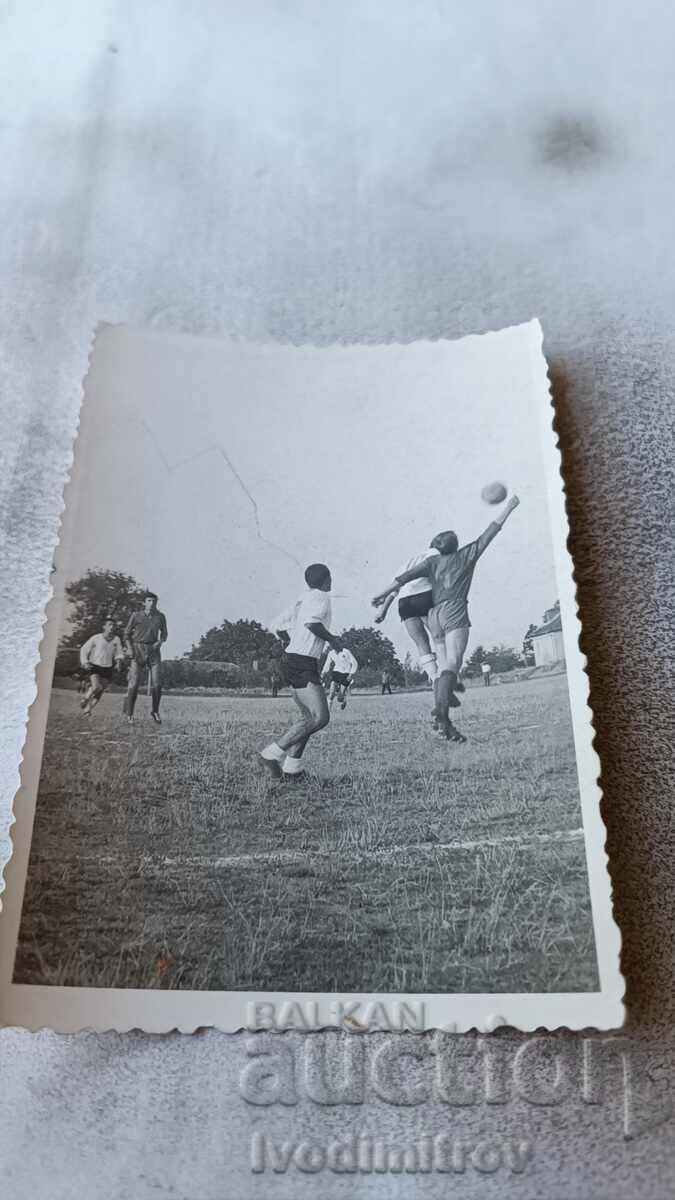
[
  {"x1": 398, "y1": 591, "x2": 433, "y2": 621},
  {"x1": 330, "y1": 670, "x2": 350, "y2": 687},
  {"x1": 87, "y1": 664, "x2": 113, "y2": 681},
  {"x1": 283, "y1": 652, "x2": 321, "y2": 689}
]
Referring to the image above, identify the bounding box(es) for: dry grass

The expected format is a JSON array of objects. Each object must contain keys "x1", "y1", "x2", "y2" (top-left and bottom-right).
[{"x1": 14, "y1": 676, "x2": 598, "y2": 993}]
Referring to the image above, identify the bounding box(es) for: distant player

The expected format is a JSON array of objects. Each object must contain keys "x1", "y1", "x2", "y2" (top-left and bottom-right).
[
  {"x1": 374, "y1": 545, "x2": 440, "y2": 683},
  {"x1": 124, "y1": 592, "x2": 168, "y2": 724},
  {"x1": 79, "y1": 618, "x2": 125, "y2": 716},
  {"x1": 259, "y1": 563, "x2": 343, "y2": 782},
  {"x1": 381, "y1": 669, "x2": 393, "y2": 696},
  {"x1": 322, "y1": 646, "x2": 358, "y2": 709},
  {"x1": 269, "y1": 663, "x2": 283, "y2": 698},
  {"x1": 481, "y1": 662, "x2": 492, "y2": 687},
  {"x1": 372, "y1": 495, "x2": 520, "y2": 742}
]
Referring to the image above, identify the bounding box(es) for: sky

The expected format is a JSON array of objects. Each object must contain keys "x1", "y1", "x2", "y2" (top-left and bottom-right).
[{"x1": 59, "y1": 322, "x2": 559, "y2": 662}]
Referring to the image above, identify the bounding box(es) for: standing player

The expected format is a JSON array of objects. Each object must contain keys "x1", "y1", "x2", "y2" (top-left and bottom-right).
[
  {"x1": 380, "y1": 669, "x2": 393, "y2": 696},
  {"x1": 373, "y1": 545, "x2": 440, "y2": 683},
  {"x1": 481, "y1": 661, "x2": 492, "y2": 687},
  {"x1": 372, "y1": 495, "x2": 520, "y2": 742},
  {"x1": 269, "y1": 663, "x2": 283, "y2": 698},
  {"x1": 124, "y1": 592, "x2": 168, "y2": 724},
  {"x1": 322, "y1": 645, "x2": 358, "y2": 710},
  {"x1": 79, "y1": 618, "x2": 125, "y2": 717},
  {"x1": 259, "y1": 563, "x2": 343, "y2": 782}
]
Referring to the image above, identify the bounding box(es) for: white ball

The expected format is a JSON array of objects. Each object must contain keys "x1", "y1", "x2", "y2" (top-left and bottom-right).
[{"x1": 481, "y1": 481, "x2": 507, "y2": 505}]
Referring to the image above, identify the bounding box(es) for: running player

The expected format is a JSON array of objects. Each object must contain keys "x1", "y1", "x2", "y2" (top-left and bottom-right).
[
  {"x1": 372, "y1": 495, "x2": 520, "y2": 741},
  {"x1": 322, "y1": 645, "x2": 358, "y2": 709},
  {"x1": 373, "y1": 544, "x2": 440, "y2": 682},
  {"x1": 79, "y1": 618, "x2": 125, "y2": 716},
  {"x1": 259, "y1": 563, "x2": 343, "y2": 782},
  {"x1": 124, "y1": 592, "x2": 168, "y2": 724}
]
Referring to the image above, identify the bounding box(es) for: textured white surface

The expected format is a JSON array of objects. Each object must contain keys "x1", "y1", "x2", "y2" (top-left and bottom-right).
[{"x1": 1, "y1": 1, "x2": 674, "y2": 1196}]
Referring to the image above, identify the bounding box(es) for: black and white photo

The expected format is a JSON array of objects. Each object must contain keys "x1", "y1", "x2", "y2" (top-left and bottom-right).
[{"x1": 0, "y1": 321, "x2": 623, "y2": 1031}]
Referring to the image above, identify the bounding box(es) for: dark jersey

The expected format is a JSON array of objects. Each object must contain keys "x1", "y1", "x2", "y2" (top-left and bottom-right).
[{"x1": 401, "y1": 523, "x2": 501, "y2": 629}]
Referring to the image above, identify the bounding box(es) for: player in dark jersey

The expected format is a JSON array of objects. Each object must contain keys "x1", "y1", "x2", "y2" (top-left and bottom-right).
[
  {"x1": 372, "y1": 496, "x2": 520, "y2": 741},
  {"x1": 124, "y1": 592, "x2": 168, "y2": 724}
]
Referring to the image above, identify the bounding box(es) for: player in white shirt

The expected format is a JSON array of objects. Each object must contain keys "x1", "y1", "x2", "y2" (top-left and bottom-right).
[
  {"x1": 322, "y1": 646, "x2": 358, "y2": 710},
  {"x1": 79, "y1": 618, "x2": 125, "y2": 717},
  {"x1": 374, "y1": 545, "x2": 440, "y2": 683},
  {"x1": 259, "y1": 563, "x2": 344, "y2": 782}
]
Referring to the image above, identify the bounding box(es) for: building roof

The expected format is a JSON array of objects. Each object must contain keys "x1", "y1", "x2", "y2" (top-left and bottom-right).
[{"x1": 530, "y1": 613, "x2": 562, "y2": 638}]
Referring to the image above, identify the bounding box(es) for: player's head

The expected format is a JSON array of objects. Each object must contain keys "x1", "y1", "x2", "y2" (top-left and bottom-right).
[
  {"x1": 143, "y1": 592, "x2": 158, "y2": 613},
  {"x1": 304, "y1": 563, "x2": 332, "y2": 592},
  {"x1": 102, "y1": 617, "x2": 115, "y2": 638},
  {"x1": 430, "y1": 530, "x2": 459, "y2": 555}
]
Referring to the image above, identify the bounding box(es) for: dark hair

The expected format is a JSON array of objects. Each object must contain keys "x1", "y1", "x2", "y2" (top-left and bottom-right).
[
  {"x1": 144, "y1": 591, "x2": 158, "y2": 602},
  {"x1": 304, "y1": 563, "x2": 331, "y2": 589},
  {"x1": 431, "y1": 531, "x2": 459, "y2": 554},
  {"x1": 103, "y1": 615, "x2": 115, "y2": 623}
]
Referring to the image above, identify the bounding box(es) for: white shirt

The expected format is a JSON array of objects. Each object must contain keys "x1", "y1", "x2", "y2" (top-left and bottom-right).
[
  {"x1": 272, "y1": 588, "x2": 332, "y2": 659},
  {"x1": 323, "y1": 647, "x2": 358, "y2": 677},
  {"x1": 398, "y1": 547, "x2": 440, "y2": 600},
  {"x1": 80, "y1": 632, "x2": 124, "y2": 669},
  {"x1": 481, "y1": 663, "x2": 491, "y2": 674}
]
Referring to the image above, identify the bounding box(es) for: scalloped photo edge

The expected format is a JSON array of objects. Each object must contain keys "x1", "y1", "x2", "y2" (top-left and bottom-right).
[{"x1": 0, "y1": 320, "x2": 624, "y2": 1032}]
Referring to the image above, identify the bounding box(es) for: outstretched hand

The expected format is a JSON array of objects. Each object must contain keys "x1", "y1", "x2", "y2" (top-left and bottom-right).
[{"x1": 372, "y1": 590, "x2": 394, "y2": 608}]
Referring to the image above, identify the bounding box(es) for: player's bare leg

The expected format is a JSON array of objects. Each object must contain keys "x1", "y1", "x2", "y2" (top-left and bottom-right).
[
  {"x1": 150, "y1": 658, "x2": 162, "y2": 724},
  {"x1": 260, "y1": 683, "x2": 329, "y2": 782},
  {"x1": 82, "y1": 673, "x2": 108, "y2": 716},
  {"x1": 125, "y1": 658, "x2": 140, "y2": 723},
  {"x1": 404, "y1": 615, "x2": 437, "y2": 682},
  {"x1": 433, "y1": 628, "x2": 470, "y2": 742},
  {"x1": 260, "y1": 690, "x2": 310, "y2": 778}
]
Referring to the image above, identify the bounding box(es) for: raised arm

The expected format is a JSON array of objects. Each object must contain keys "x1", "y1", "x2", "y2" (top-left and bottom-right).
[
  {"x1": 371, "y1": 557, "x2": 435, "y2": 608},
  {"x1": 467, "y1": 495, "x2": 520, "y2": 563}
]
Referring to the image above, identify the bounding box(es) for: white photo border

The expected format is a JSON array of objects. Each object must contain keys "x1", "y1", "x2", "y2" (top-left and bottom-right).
[{"x1": 0, "y1": 320, "x2": 625, "y2": 1032}]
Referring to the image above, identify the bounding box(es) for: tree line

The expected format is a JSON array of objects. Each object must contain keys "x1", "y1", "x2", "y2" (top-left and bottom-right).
[{"x1": 54, "y1": 569, "x2": 549, "y2": 688}]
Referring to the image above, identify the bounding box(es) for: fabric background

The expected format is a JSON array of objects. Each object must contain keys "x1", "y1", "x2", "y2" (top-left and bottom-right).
[{"x1": 1, "y1": 2, "x2": 674, "y2": 1196}]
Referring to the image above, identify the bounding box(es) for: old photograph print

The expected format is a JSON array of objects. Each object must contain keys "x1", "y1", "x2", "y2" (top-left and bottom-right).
[{"x1": 13, "y1": 324, "x2": 600, "y2": 996}]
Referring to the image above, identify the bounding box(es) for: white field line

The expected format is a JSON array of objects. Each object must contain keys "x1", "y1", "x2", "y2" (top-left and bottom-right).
[{"x1": 119, "y1": 827, "x2": 584, "y2": 872}]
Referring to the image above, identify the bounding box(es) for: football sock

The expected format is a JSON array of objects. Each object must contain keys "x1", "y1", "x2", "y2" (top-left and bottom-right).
[
  {"x1": 261, "y1": 742, "x2": 285, "y2": 762},
  {"x1": 419, "y1": 653, "x2": 437, "y2": 682},
  {"x1": 282, "y1": 756, "x2": 304, "y2": 775}
]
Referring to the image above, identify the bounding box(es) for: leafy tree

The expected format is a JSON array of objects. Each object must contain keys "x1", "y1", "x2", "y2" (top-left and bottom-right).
[
  {"x1": 522, "y1": 623, "x2": 538, "y2": 664},
  {"x1": 464, "y1": 644, "x2": 486, "y2": 678},
  {"x1": 402, "y1": 651, "x2": 428, "y2": 688},
  {"x1": 484, "y1": 644, "x2": 521, "y2": 673},
  {"x1": 189, "y1": 618, "x2": 280, "y2": 668},
  {"x1": 60, "y1": 569, "x2": 147, "y2": 649},
  {"x1": 338, "y1": 626, "x2": 404, "y2": 684}
]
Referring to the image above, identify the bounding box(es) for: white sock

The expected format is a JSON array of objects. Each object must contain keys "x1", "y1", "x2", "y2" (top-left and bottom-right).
[
  {"x1": 419, "y1": 653, "x2": 438, "y2": 682},
  {"x1": 282, "y1": 756, "x2": 304, "y2": 775},
  {"x1": 261, "y1": 742, "x2": 285, "y2": 762}
]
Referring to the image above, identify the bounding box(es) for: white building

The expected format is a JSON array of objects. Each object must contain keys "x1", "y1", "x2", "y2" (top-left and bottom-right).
[{"x1": 530, "y1": 612, "x2": 565, "y2": 666}]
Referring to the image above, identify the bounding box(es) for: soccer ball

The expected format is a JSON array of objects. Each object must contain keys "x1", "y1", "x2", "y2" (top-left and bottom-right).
[{"x1": 481, "y1": 481, "x2": 507, "y2": 505}]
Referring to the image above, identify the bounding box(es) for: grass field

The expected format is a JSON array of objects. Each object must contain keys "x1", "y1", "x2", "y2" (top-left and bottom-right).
[{"x1": 14, "y1": 676, "x2": 599, "y2": 993}]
